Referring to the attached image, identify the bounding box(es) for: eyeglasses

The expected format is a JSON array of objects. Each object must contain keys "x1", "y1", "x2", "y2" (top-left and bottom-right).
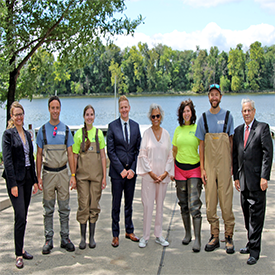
[
  {"x1": 53, "y1": 126, "x2": 57, "y2": 137},
  {"x1": 242, "y1": 108, "x2": 254, "y2": 114},
  {"x1": 209, "y1": 84, "x2": 220, "y2": 89},
  {"x1": 151, "y1": 114, "x2": 161, "y2": 119},
  {"x1": 13, "y1": 113, "x2": 24, "y2": 117}
]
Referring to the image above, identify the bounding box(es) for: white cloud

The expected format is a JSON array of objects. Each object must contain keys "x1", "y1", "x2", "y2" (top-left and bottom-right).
[
  {"x1": 112, "y1": 22, "x2": 275, "y2": 52},
  {"x1": 255, "y1": 0, "x2": 275, "y2": 14},
  {"x1": 183, "y1": 0, "x2": 240, "y2": 8}
]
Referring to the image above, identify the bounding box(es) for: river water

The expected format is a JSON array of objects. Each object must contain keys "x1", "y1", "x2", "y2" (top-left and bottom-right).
[{"x1": 0, "y1": 94, "x2": 274, "y2": 153}]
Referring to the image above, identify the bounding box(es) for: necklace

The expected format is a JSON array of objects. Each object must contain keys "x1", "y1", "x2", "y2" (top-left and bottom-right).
[{"x1": 152, "y1": 127, "x2": 162, "y2": 140}]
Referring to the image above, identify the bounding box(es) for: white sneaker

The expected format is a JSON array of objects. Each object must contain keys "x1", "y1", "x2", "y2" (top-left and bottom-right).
[
  {"x1": 139, "y1": 237, "x2": 148, "y2": 248},
  {"x1": 155, "y1": 236, "x2": 169, "y2": 247}
]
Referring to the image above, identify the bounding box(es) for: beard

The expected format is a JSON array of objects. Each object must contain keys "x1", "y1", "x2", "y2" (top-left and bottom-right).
[{"x1": 210, "y1": 100, "x2": 220, "y2": 109}]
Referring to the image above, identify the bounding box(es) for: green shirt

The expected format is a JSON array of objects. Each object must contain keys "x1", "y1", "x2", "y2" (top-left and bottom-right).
[
  {"x1": 172, "y1": 124, "x2": 200, "y2": 165},
  {"x1": 72, "y1": 127, "x2": 105, "y2": 154}
]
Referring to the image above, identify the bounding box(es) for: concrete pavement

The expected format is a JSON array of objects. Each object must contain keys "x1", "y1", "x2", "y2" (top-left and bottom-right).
[{"x1": 0, "y1": 166, "x2": 274, "y2": 275}]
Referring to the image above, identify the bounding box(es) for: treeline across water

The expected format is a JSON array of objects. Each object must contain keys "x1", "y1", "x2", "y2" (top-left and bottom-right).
[{"x1": 14, "y1": 41, "x2": 275, "y2": 97}]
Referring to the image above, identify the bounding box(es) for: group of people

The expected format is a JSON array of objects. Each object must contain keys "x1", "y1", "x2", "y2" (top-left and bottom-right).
[{"x1": 2, "y1": 84, "x2": 273, "y2": 270}]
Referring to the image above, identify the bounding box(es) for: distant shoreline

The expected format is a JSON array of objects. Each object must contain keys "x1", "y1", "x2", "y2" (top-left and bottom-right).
[{"x1": 32, "y1": 90, "x2": 275, "y2": 99}]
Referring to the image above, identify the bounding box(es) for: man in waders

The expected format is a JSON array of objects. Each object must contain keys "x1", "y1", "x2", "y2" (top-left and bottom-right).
[
  {"x1": 195, "y1": 84, "x2": 235, "y2": 254},
  {"x1": 37, "y1": 96, "x2": 76, "y2": 254}
]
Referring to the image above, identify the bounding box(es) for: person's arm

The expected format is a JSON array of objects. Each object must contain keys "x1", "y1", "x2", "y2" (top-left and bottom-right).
[
  {"x1": 229, "y1": 135, "x2": 233, "y2": 175},
  {"x1": 260, "y1": 123, "x2": 273, "y2": 191},
  {"x1": 199, "y1": 140, "x2": 207, "y2": 185},
  {"x1": 36, "y1": 146, "x2": 43, "y2": 190},
  {"x1": 73, "y1": 153, "x2": 78, "y2": 178},
  {"x1": 172, "y1": 145, "x2": 178, "y2": 160},
  {"x1": 107, "y1": 123, "x2": 125, "y2": 176},
  {"x1": 232, "y1": 130, "x2": 240, "y2": 192},
  {"x1": 100, "y1": 148, "x2": 107, "y2": 189},
  {"x1": 67, "y1": 146, "x2": 76, "y2": 190}
]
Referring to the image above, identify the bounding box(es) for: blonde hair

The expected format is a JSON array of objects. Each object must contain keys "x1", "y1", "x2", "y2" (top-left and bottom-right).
[
  {"x1": 118, "y1": 95, "x2": 129, "y2": 105},
  {"x1": 7, "y1": 101, "x2": 25, "y2": 129}
]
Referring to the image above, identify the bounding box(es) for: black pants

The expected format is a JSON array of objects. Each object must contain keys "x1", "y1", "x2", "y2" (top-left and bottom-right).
[
  {"x1": 241, "y1": 189, "x2": 266, "y2": 260},
  {"x1": 111, "y1": 177, "x2": 136, "y2": 237},
  {"x1": 7, "y1": 168, "x2": 33, "y2": 257}
]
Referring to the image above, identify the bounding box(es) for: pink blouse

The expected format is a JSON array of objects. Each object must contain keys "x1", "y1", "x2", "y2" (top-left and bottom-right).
[{"x1": 137, "y1": 127, "x2": 174, "y2": 183}]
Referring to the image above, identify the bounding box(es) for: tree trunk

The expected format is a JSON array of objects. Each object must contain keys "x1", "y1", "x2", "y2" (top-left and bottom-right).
[{"x1": 6, "y1": 68, "x2": 18, "y2": 126}]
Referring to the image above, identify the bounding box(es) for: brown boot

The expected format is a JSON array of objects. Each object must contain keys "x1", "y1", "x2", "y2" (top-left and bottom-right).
[{"x1": 205, "y1": 235, "x2": 220, "y2": 252}]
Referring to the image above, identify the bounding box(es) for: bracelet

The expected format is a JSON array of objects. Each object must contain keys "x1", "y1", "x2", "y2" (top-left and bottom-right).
[{"x1": 71, "y1": 174, "x2": 75, "y2": 177}]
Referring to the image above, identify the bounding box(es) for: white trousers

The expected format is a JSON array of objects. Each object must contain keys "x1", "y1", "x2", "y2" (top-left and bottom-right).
[{"x1": 141, "y1": 179, "x2": 168, "y2": 240}]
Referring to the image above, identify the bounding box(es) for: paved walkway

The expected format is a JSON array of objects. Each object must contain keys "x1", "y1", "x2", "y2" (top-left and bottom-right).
[{"x1": 0, "y1": 166, "x2": 274, "y2": 275}]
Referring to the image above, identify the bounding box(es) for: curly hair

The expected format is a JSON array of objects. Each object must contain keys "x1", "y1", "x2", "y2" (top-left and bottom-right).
[{"x1": 177, "y1": 99, "x2": 196, "y2": 126}]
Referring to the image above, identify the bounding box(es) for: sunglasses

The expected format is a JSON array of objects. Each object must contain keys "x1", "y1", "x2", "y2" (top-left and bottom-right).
[
  {"x1": 151, "y1": 114, "x2": 161, "y2": 119},
  {"x1": 53, "y1": 126, "x2": 57, "y2": 137},
  {"x1": 209, "y1": 84, "x2": 220, "y2": 89}
]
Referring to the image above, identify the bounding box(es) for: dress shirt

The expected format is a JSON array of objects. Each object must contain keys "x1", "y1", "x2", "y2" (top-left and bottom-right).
[{"x1": 120, "y1": 118, "x2": 130, "y2": 143}]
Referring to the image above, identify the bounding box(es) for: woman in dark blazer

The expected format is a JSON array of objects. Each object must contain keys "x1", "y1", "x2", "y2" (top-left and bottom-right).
[{"x1": 2, "y1": 101, "x2": 38, "y2": 269}]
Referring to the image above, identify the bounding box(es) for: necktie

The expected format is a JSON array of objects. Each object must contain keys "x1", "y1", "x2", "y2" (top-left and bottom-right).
[
  {"x1": 124, "y1": 122, "x2": 128, "y2": 143},
  {"x1": 244, "y1": 125, "x2": 249, "y2": 147}
]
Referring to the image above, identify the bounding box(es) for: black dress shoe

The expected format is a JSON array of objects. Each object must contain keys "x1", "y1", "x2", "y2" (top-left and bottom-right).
[
  {"x1": 240, "y1": 247, "x2": 250, "y2": 254},
  {"x1": 23, "y1": 251, "x2": 33, "y2": 260},
  {"x1": 247, "y1": 256, "x2": 257, "y2": 265},
  {"x1": 16, "y1": 257, "x2": 24, "y2": 269}
]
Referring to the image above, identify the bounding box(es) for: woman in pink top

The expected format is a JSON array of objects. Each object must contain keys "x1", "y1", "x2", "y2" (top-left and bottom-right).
[{"x1": 137, "y1": 103, "x2": 174, "y2": 248}]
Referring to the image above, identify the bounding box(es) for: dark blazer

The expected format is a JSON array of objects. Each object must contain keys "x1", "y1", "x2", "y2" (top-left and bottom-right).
[
  {"x1": 233, "y1": 119, "x2": 273, "y2": 192},
  {"x1": 2, "y1": 127, "x2": 37, "y2": 189},
  {"x1": 107, "y1": 118, "x2": 141, "y2": 179}
]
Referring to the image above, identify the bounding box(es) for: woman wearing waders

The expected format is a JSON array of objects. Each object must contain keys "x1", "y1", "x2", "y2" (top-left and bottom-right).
[
  {"x1": 172, "y1": 99, "x2": 202, "y2": 252},
  {"x1": 73, "y1": 105, "x2": 107, "y2": 249}
]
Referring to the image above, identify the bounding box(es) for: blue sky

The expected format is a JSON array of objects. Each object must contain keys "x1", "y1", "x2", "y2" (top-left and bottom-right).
[{"x1": 113, "y1": 0, "x2": 275, "y2": 52}]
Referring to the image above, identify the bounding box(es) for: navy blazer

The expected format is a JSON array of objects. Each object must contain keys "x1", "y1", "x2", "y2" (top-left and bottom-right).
[
  {"x1": 107, "y1": 118, "x2": 141, "y2": 179},
  {"x1": 2, "y1": 127, "x2": 38, "y2": 189},
  {"x1": 233, "y1": 119, "x2": 273, "y2": 192}
]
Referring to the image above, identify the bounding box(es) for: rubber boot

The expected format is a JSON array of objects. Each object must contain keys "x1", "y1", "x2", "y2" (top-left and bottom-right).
[
  {"x1": 89, "y1": 223, "x2": 96, "y2": 248},
  {"x1": 181, "y1": 215, "x2": 192, "y2": 245},
  {"x1": 192, "y1": 217, "x2": 202, "y2": 252},
  {"x1": 79, "y1": 223, "x2": 87, "y2": 250}
]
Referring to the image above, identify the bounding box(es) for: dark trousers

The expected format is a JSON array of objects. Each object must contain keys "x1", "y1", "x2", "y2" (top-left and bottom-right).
[
  {"x1": 241, "y1": 189, "x2": 266, "y2": 260},
  {"x1": 7, "y1": 168, "x2": 33, "y2": 257},
  {"x1": 111, "y1": 177, "x2": 136, "y2": 237}
]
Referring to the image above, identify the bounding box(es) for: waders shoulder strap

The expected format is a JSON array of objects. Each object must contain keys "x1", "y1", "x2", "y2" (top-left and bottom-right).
[
  {"x1": 202, "y1": 112, "x2": 209, "y2": 133},
  {"x1": 95, "y1": 128, "x2": 100, "y2": 154},
  {"x1": 65, "y1": 125, "x2": 69, "y2": 145},
  {"x1": 223, "y1": 111, "x2": 230, "y2": 133},
  {"x1": 42, "y1": 124, "x2": 47, "y2": 145}
]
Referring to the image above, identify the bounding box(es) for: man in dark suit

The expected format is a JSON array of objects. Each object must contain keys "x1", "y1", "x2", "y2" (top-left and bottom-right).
[
  {"x1": 233, "y1": 98, "x2": 273, "y2": 265},
  {"x1": 107, "y1": 95, "x2": 141, "y2": 247}
]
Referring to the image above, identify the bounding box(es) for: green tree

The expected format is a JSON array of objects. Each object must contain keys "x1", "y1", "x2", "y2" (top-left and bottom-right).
[
  {"x1": 263, "y1": 45, "x2": 275, "y2": 89},
  {"x1": 206, "y1": 46, "x2": 219, "y2": 85},
  {"x1": 228, "y1": 44, "x2": 245, "y2": 91},
  {"x1": 190, "y1": 47, "x2": 208, "y2": 93},
  {"x1": 0, "y1": 0, "x2": 143, "y2": 123},
  {"x1": 16, "y1": 48, "x2": 55, "y2": 97}
]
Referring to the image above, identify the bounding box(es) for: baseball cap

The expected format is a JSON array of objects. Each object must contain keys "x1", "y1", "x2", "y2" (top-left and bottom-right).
[{"x1": 208, "y1": 84, "x2": 222, "y2": 94}]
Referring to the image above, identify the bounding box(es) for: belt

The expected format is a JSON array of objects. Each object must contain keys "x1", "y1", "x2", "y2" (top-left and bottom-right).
[{"x1": 44, "y1": 164, "x2": 67, "y2": 172}]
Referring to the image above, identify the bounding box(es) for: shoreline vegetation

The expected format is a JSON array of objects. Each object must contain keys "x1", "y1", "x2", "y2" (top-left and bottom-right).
[{"x1": 32, "y1": 90, "x2": 275, "y2": 99}]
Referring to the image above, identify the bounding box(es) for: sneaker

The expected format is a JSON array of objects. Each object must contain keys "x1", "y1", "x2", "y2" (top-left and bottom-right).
[
  {"x1": 61, "y1": 238, "x2": 75, "y2": 252},
  {"x1": 155, "y1": 236, "x2": 169, "y2": 247},
  {"x1": 205, "y1": 235, "x2": 220, "y2": 252},
  {"x1": 42, "y1": 239, "x2": 53, "y2": 254},
  {"x1": 225, "y1": 236, "x2": 235, "y2": 254},
  {"x1": 139, "y1": 237, "x2": 148, "y2": 248}
]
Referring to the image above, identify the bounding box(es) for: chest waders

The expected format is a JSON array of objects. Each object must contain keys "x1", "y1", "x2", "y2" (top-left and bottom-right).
[
  {"x1": 203, "y1": 111, "x2": 235, "y2": 238},
  {"x1": 42, "y1": 125, "x2": 71, "y2": 241},
  {"x1": 76, "y1": 128, "x2": 103, "y2": 249}
]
